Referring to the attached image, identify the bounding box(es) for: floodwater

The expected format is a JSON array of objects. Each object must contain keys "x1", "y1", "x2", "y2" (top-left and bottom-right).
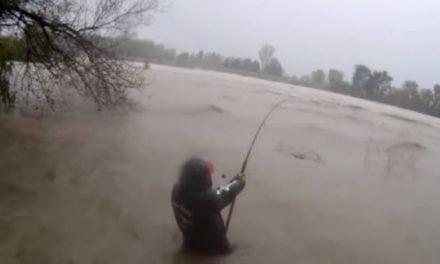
[{"x1": 1, "y1": 65, "x2": 440, "y2": 264}]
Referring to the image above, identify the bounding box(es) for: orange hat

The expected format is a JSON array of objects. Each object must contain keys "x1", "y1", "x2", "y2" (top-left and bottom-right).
[{"x1": 205, "y1": 160, "x2": 215, "y2": 174}]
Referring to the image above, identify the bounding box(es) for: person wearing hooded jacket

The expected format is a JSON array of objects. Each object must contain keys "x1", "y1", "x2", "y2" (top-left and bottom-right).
[{"x1": 171, "y1": 157, "x2": 246, "y2": 254}]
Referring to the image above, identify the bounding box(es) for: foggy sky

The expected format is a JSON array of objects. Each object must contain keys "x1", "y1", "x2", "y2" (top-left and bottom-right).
[{"x1": 141, "y1": 0, "x2": 440, "y2": 88}]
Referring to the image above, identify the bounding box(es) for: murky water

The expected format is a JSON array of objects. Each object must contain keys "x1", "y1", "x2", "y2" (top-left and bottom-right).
[{"x1": 1, "y1": 65, "x2": 440, "y2": 264}]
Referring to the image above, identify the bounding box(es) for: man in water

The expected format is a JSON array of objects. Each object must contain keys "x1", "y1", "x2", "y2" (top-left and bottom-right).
[{"x1": 171, "y1": 157, "x2": 246, "y2": 254}]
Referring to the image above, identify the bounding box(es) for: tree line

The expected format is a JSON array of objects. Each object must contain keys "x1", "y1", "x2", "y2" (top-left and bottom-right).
[
  {"x1": 295, "y1": 65, "x2": 440, "y2": 118},
  {"x1": 1, "y1": 32, "x2": 439, "y2": 117},
  {"x1": 112, "y1": 40, "x2": 284, "y2": 77},
  {"x1": 115, "y1": 39, "x2": 440, "y2": 118}
]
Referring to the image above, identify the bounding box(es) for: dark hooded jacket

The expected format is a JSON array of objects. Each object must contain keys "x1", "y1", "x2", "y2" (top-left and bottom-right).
[{"x1": 171, "y1": 157, "x2": 245, "y2": 254}]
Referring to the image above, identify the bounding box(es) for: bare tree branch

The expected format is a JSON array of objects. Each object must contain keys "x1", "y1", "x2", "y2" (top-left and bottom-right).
[{"x1": 0, "y1": 0, "x2": 165, "y2": 111}]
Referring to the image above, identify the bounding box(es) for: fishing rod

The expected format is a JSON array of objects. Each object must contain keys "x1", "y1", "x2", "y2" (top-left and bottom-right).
[{"x1": 224, "y1": 98, "x2": 288, "y2": 233}]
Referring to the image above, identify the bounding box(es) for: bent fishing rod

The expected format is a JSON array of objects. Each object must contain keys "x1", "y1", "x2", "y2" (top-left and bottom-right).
[{"x1": 224, "y1": 98, "x2": 288, "y2": 233}]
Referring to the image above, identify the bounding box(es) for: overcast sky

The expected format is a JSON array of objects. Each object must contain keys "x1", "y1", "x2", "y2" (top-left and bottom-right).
[{"x1": 141, "y1": 0, "x2": 440, "y2": 88}]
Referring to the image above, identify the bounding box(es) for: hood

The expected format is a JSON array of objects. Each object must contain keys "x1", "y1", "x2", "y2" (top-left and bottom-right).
[{"x1": 178, "y1": 157, "x2": 213, "y2": 193}]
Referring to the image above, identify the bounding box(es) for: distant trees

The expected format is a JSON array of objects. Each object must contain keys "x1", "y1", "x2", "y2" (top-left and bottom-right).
[
  {"x1": 259, "y1": 44, "x2": 275, "y2": 70},
  {"x1": 3, "y1": 2, "x2": 438, "y2": 119},
  {"x1": 420, "y1": 89, "x2": 434, "y2": 115},
  {"x1": 224, "y1": 57, "x2": 242, "y2": 70},
  {"x1": 434, "y1": 84, "x2": 440, "y2": 112},
  {"x1": 310, "y1": 69, "x2": 326, "y2": 88},
  {"x1": 251, "y1": 60, "x2": 261, "y2": 73},
  {"x1": 366, "y1": 71, "x2": 393, "y2": 100},
  {"x1": 285, "y1": 64, "x2": 440, "y2": 118},
  {"x1": 195, "y1": 51, "x2": 204, "y2": 65},
  {"x1": 402, "y1": 80, "x2": 420, "y2": 110},
  {"x1": 296, "y1": 69, "x2": 326, "y2": 88},
  {"x1": 114, "y1": 38, "x2": 263, "y2": 75},
  {"x1": 257, "y1": 44, "x2": 284, "y2": 77},
  {"x1": 0, "y1": 49, "x2": 14, "y2": 109},
  {"x1": 379, "y1": 79, "x2": 440, "y2": 116},
  {"x1": 0, "y1": 36, "x2": 23, "y2": 109},
  {"x1": 202, "y1": 52, "x2": 224, "y2": 69},
  {"x1": 175, "y1": 52, "x2": 191, "y2": 67},
  {"x1": 163, "y1": 48, "x2": 177, "y2": 62},
  {"x1": 328, "y1": 69, "x2": 351, "y2": 93},
  {"x1": 352, "y1": 65, "x2": 372, "y2": 97},
  {"x1": 116, "y1": 39, "x2": 176, "y2": 63},
  {"x1": 328, "y1": 69, "x2": 344, "y2": 89},
  {"x1": 242, "y1": 58, "x2": 260, "y2": 73},
  {"x1": 0, "y1": 36, "x2": 26, "y2": 62},
  {"x1": 263, "y1": 58, "x2": 283, "y2": 77},
  {"x1": 351, "y1": 65, "x2": 394, "y2": 100},
  {"x1": 103, "y1": 37, "x2": 440, "y2": 119},
  {"x1": 223, "y1": 57, "x2": 260, "y2": 74},
  {"x1": 299, "y1": 75, "x2": 311, "y2": 86},
  {"x1": 289, "y1": 75, "x2": 299, "y2": 85},
  {"x1": 114, "y1": 41, "x2": 285, "y2": 78},
  {"x1": 312, "y1": 70, "x2": 326, "y2": 84}
]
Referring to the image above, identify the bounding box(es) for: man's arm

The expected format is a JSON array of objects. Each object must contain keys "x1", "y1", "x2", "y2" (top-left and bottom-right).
[{"x1": 196, "y1": 176, "x2": 246, "y2": 212}]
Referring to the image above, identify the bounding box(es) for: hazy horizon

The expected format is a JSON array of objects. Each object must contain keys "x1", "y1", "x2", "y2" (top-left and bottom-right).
[{"x1": 141, "y1": 0, "x2": 440, "y2": 88}]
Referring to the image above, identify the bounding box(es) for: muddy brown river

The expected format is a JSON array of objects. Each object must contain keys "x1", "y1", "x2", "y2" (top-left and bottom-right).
[{"x1": 1, "y1": 65, "x2": 440, "y2": 264}]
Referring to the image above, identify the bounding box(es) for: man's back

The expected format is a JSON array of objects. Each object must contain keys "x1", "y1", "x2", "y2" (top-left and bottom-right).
[
  {"x1": 171, "y1": 157, "x2": 245, "y2": 254},
  {"x1": 172, "y1": 183, "x2": 230, "y2": 254}
]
